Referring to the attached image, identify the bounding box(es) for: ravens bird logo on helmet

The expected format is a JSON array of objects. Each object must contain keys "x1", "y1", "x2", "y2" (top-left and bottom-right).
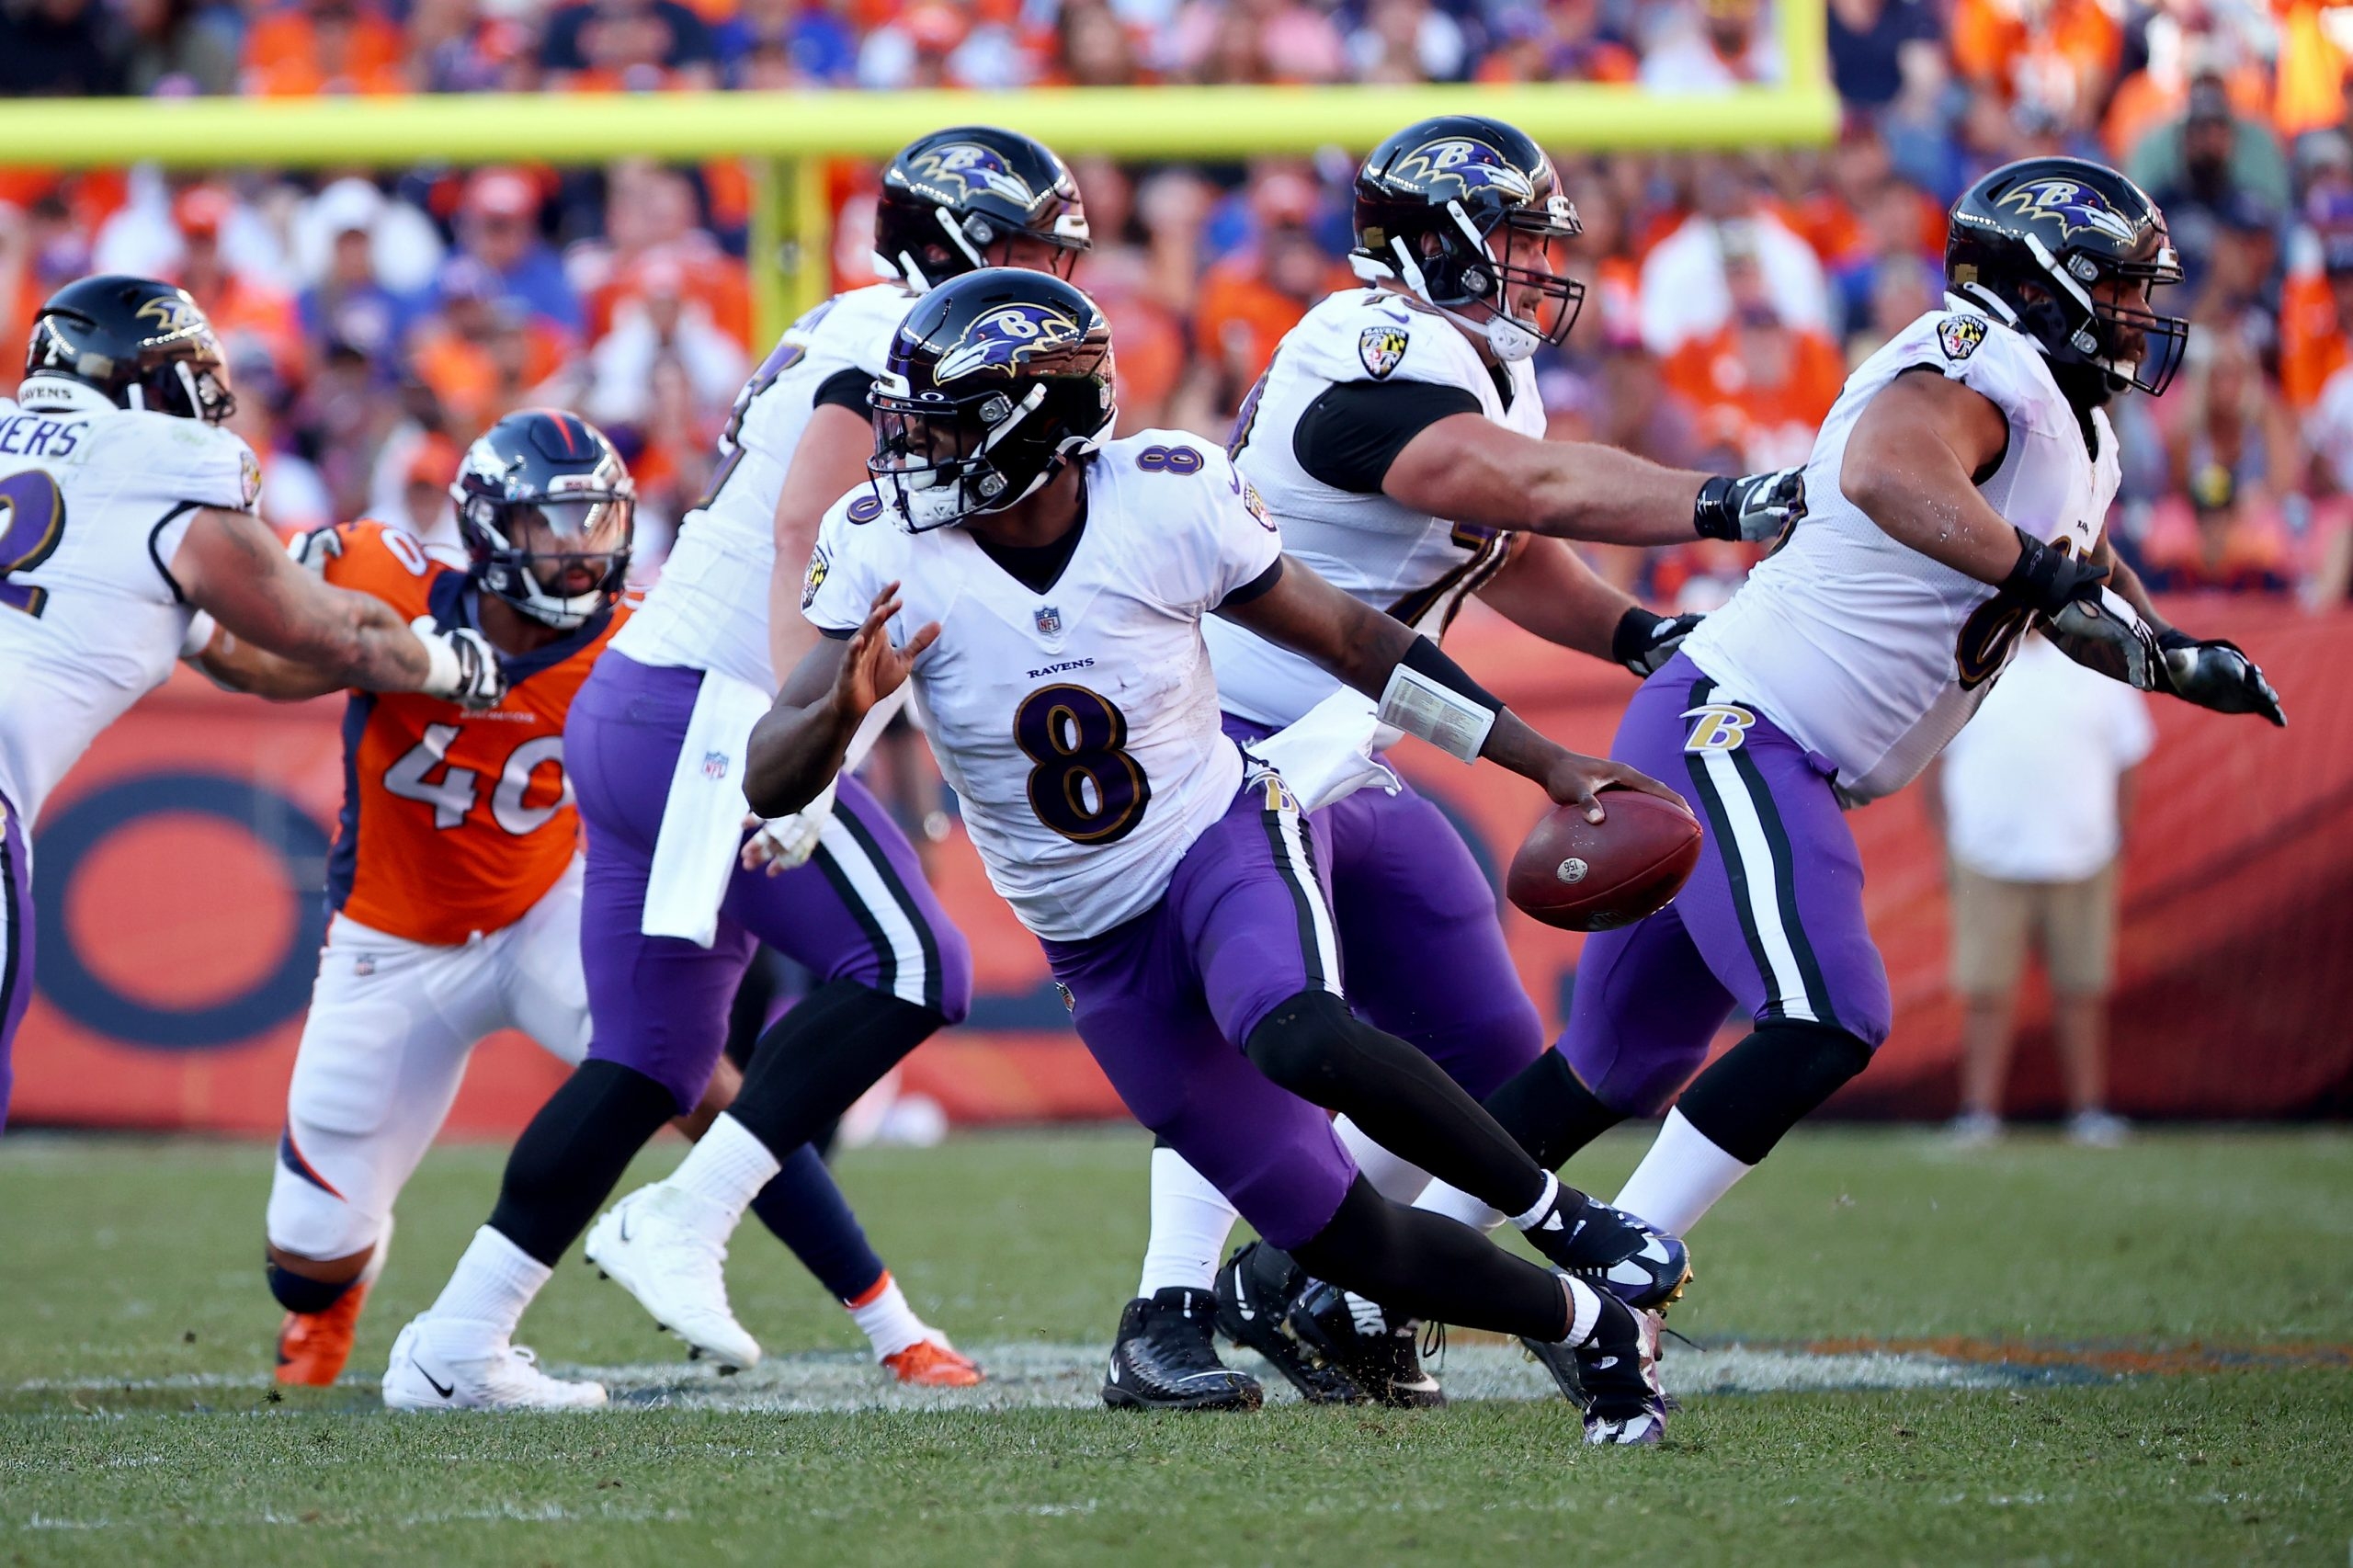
[{"x1": 935, "y1": 303, "x2": 1085, "y2": 382}]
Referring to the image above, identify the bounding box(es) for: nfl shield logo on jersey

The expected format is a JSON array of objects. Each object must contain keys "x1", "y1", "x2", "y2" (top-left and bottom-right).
[
  {"x1": 1358, "y1": 325, "x2": 1409, "y2": 380},
  {"x1": 1034, "y1": 605, "x2": 1062, "y2": 635},
  {"x1": 702, "y1": 749, "x2": 730, "y2": 780},
  {"x1": 1938, "y1": 315, "x2": 1987, "y2": 362}
]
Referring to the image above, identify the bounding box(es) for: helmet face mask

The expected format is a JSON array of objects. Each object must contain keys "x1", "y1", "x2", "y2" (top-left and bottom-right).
[
  {"x1": 452, "y1": 410, "x2": 635, "y2": 629},
  {"x1": 875, "y1": 127, "x2": 1092, "y2": 290}
]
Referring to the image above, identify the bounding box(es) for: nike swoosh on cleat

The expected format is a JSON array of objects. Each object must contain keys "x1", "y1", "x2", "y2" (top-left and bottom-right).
[
  {"x1": 1591, "y1": 1356, "x2": 1618, "y2": 1371},
  {"x1": 619, "y1": 1210, "x2": 636, "y2": 1244},
  {"x1": 416, "y1": 1360, "x2": 455, "y2": 1401}
]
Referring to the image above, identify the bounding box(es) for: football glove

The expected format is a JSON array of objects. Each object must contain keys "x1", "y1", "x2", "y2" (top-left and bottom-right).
[
  {"x1": 1693, "y1": 468, "x2": 1806, "y2": 543},
  {"x1": 2157, "y1": 630, "x2": 2286, "y2": 726},
  {"x1": 1611, "y1": 606, "x2": 1703, "y2": 678},
  {"x1": 410, "y1": 615, "x2": 508, "y2": 710},
  {"x1": 287, "y1": 526, "x2": 342, "y2": 578},
  {"x1": 2003, "y1": 530, "x2": 2163, "y2": 690},
  {"x1": 741, "y1": 778, "x2": 838, "y2": 876}
]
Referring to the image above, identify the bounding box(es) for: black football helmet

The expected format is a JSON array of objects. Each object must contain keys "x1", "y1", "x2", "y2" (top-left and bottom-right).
[
  {"x1": 875, "y1": 126, "x2": 1091, "y2": 290},
  {"x1": 1351, "y1": 114, "x2": 1584, "y2": 362},
  {"x1": 451, "y1": 408, "x2": 634, "y2": 629},
  {"x1": 867, "y1": 267, "x2": 1115, "y2": 534},
  {"x1": 1947, "y1": 156, "x2": 2188, "y2": 399},
  {"x1": 21, "y1": 274, "x2": 236, "y2": 423}
]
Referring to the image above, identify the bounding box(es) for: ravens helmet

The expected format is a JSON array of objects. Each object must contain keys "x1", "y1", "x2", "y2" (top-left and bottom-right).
[
  {"x1": 1350, "y1": 115, "x2": 1584, "y2": 363},
  {"x1": 21, "y1": 274, "x2": 237, "y2": 423},
  {"x1": 867, "y1": 268, "x2": 1116, "y2": 534},
  {"x1": 1947, "y1": 156, "x2": 2188, "y2": 399},
  {"x1": 875, "y1": 127, "x2": 1091, "y2": 290},
  {"x1": 451, "y1": 409, "x2": 634, "y2": 629}
]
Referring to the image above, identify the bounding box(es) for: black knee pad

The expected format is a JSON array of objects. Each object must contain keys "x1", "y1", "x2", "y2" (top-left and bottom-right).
[
  {"x1": 1244, "y1": 991, "x2": 1362, "y2": 1102},
  {"x1": 266, "y1": 1258, "x2": 354, "y2": 1315},
  {"x1": 1676, "y1": 1020, "x2": 1873, "y2": 1165}
]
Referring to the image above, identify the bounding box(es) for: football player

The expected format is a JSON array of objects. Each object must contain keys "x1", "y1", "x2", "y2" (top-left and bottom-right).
[
  {"x1": 1434, "y1": 157, "x2": 2281, "y2": 1280},
  {"x1": 604, "y1": 268, "x2": 1690, "y2": 1444},
  {"x1": 0, "y1": 275, "x2": 504, "y2": 1134},
  {"x1": 383, "y1": 128, "x2": 1086, "y2": 1405},
  {"x1": 200, "y1": 411, "x2": 965, "y2": 1400},
  {"x1": 1135, "y1": 113, "x2": 1808, "y2": 1410}
]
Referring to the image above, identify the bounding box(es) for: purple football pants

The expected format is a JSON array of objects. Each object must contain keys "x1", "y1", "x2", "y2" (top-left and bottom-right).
[
  {"x1": 0, "y1": 791, "x2": 28, "y2": 1135},
  {"x1": 567, "y1": 652, "x2": 971, "y2": 1112},
  {"x1": 1223, "y1": 715, "x2": 1544, "y2": 1102},
  {"x1": 1559, "y1": 653, "x2": 1893, "y2": 1115},
  {"x1": 1041, "y1": 779, "x2": 1358, "y2": 1251}
]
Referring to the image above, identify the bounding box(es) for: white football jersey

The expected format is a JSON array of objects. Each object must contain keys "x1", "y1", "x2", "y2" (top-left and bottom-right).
[
  {"x1": 614, "y1": 283, "x2": 913, "y2": 689},
  {"x1": 1205, "y1": 287, "x2": 1540, "y2": 728},
  {"x1": 0, "y1": 393, "x2": 259, "y2": 828},
  {"x1": 1680, "y1": 299, "x2": 2122, "y2": 803},
  {"x1": 802, "y1": 431, "x2": 1282, "y2": 941}
]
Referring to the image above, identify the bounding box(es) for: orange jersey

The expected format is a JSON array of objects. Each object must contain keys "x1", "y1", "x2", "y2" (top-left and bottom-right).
[{"x1": 320, "y1": 521, "x2": 625, "y2": 945}]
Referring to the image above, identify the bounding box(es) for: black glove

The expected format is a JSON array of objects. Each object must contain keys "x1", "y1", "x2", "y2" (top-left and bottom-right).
[
  {"x1": 1611, "y1": 605, "x2": 1703, "y2": 677},
  {"x1": 2003, "y1": 530, "x2": 2163, "y2": 690},
  {"x1": 1694, "y1": 468, "x2": 1806, "y2": 543},
  {"x1": 2157, "y1": 629, "x2": 2287, "y2": 725}
]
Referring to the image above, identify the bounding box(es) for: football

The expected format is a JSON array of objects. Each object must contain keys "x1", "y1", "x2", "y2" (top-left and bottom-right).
[{"x1": 1506, "y1": 790, "x2": 1703, "y2": 931}]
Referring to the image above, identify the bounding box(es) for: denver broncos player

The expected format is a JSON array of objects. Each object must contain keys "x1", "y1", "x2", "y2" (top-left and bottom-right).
[
  {"x1": 384, "y1": 128, "x2": 1086, "y2": 1402},
  {"x1": 0, "y1": 275, "x2": 504, "y2": 1135},
  {"x1": 1120, "y1": 115, "x2": 1804, "y2": 1410},
  {"x1": 603, "y1": 269, "x2": 1688, "y2": 1444},
  {"x1": 1458, "y1": 158, "x2": 2281, "y2": 1280}
]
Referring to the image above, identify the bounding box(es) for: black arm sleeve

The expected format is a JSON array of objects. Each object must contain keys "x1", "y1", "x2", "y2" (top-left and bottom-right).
[
  {"x1": 1292, "y1": 380, "x2": 1483, "y2": 494},
  {"x1": 812, "y1": 367, "x2": 875, "y2": 418}
]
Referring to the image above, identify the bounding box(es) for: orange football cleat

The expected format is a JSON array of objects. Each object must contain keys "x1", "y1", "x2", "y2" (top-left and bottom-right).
[
  {"x1": 274, "y1": 1280, "x2": 370, "y2": 1387},
  {"x1": 881, "y1": 1337, "x2": 983, "y2": 1388}
]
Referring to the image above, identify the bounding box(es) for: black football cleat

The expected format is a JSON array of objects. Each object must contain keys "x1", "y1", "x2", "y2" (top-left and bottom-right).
[
  {"x1": 1287, "y1": 1280, "x2": 1445, "y2": 1409},
  {"x1": 1571, "y1": 1295, "x2": 1666, "y2": 1446},
  {"x1": 1523, "y1": 1187, "x2": 1691, "y2": 1311},
  {"x1": 1212, "y1": 1243, "x2": 1361, "y2": 1405},
  {"x1": 1101, "y1": 1288, "x2": 1263, "y2": 1412}
]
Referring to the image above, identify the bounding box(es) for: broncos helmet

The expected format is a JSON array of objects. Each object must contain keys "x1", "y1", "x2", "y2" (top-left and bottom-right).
[
  {"x1": 875, "y1": 126, "x2": 1091, "y2": 290},
  {"x1": 1947, "y1": 156, "x2": 2188, "y2": 399},
  {"x1": 1351, "y1": 115, "x2": 1584, "y2": 363},
  {"x1": 867, "y1": 267, "x2": 1116, "y2": 534},
  {"x1": 21, "y1": 274, "x2": 237, "y2": 423},
  {"x1": 450, "y1": 409, "x2": 634, "y2": 629}
]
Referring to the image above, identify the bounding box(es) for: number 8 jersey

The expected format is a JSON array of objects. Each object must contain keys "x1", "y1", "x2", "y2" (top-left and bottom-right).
[
  {"x1": 318, "y1": 521, "x2": 626, "y2": 945},
  {"x1": 1677, "y1": 299, "x2": 2122, "y2": 804},
  {"x1": 801, "y1": 433, "x2": 1281, "y2": 941}
]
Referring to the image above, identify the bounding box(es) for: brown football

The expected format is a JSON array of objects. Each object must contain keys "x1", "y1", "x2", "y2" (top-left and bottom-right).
[{"x1": 1506, "y1": 790, "x2": 1703, "y2": 932}]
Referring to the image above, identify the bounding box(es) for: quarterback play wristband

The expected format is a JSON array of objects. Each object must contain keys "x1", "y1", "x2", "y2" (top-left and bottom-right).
[{"x1": 1378, "y1": 636, "x2": 1503, "y2": 763}]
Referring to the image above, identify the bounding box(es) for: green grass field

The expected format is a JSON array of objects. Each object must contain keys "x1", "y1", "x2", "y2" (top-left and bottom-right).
[{"x1": 2, "y1": 1125, "x2": 2348, "y2": 1565}]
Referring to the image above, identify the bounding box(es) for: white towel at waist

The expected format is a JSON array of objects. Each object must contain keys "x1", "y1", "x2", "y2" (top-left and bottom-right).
[{"x1": 1245, "y1": 687, "x2": 1400, "y2": 814}]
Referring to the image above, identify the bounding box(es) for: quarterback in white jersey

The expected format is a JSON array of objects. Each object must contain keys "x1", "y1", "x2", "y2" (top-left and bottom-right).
[
  {"x1": 1530, "y1": 159, "x2": 2283, "y2": 1264},
  {"x1": 0, "y1": 275, "x2": 504, "y2": 1131},
  {"x1": 618, "y1": 269, "x2": 1698, "y2": 1446}
]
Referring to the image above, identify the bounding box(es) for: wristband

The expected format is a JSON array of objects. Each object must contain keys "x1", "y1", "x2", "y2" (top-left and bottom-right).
[
  {"x1": 1998, "y1": 528, "x2": 2072, "y2": 617},
  {"x1": 409, "y1": 617, "x2": 462, "y2": 698},
  {"x1": 1609, "y1": 605, "x2": 1669, "y2": 668},
  {"x1": 1692, "y1": 475, "x2": 1738, "y2": 540},
  {"x1": 1377, "y1": 637, "x2": 1503, "y2": 763}
]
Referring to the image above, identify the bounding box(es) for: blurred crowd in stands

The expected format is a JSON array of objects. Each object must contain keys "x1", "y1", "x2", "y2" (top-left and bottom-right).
[{"x1": 7, "y1": 0, "x2": 2353, "y2": 607}]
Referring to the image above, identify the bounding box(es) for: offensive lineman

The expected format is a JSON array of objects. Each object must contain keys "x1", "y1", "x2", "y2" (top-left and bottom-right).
[
  {"x1": 0, "y1": 276, "x2": 504, "y2": 1132},
  {"x1": 1125, "y1": 113, "x2": 1809, "y2": 1409},
  {"x1": 1463, "y1": 157, "x2": 2284, "y2": 1269},
  {"x1": 603, "y1": 268, "x2": 1692, "y2": 1444},
  {"x1": 384, "y1": 128, "x2": 1087, "y2": 1401}
]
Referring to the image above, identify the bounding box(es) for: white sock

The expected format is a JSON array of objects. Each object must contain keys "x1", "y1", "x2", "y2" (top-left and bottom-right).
[
  {"x1": 1136, "y1": 1147, "x2": 1239, "y2": 1297},
  {"x1": 1506, "y1": 1169, "x2": 1561, "y2": 1233},
  {"x1": 1611, "y1": 1108, "x2": 1755, "y2": 1235},
  {"x1": 428, "y1": 1226, "x2": 551, "y2": 1342},
  {"x1": 1335, "y1": 1116, "x2": 1431, "y2": 1204},
  {"x1": 843, "y1": 1270, "x2": 930, "y2": 1360},
  {"x1": 1561, "y1": 1274, "x2": 1602, "y2": 1346},
  {"x1": 666, "y1": 1113, "x2": 783, "y2": 1228},
  {"x1": 1412, "y1": 1179, "x2": 1506, "y2": 1233}
]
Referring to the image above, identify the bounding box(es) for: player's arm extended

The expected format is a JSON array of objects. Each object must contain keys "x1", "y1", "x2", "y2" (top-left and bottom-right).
[
  {"x1": 765, "y1": 403, "x2": 874, "y2": 693},
  {"x1": 170, "y1": 508, "x2": 501, "y2": 703},
  {"x1": 1476, "y1": 533, "x2": 1680, "y2": 668},
  {"x1": 745, "y1": 581, "x2": 938, "y2": 817},
  {"x1": 1217, "y1": 555, "x2": 1686, "y2": 822},
  {"x1": 1383, "y1": 415, "x2": 1799, "y2": 546},
  {"x1": 188, "y1": 622, "x2": 347, "y2": 701}
]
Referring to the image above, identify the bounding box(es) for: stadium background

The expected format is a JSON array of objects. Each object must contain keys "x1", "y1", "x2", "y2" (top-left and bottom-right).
[{"x1": 3, "y1": 0, "x2": 2349, "y2": 1130}]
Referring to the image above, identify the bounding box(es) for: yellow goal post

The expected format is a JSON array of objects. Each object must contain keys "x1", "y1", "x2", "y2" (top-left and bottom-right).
[{"x1": 0, "y1": 3, "x2": 1836, "y2": 343}]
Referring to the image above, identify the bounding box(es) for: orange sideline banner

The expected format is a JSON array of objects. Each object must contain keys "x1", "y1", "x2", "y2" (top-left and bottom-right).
[{"x1": 10, "y1": 597, "x2": 2348, "y2": 1134}]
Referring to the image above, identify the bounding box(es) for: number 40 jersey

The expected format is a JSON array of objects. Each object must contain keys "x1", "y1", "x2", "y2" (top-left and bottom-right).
[
  {"x1": 1677, "y1": 299, "x2": 2122, "y2": 804},
  {"x1": 0, "y1": 396, "x2": 259, "y2": 829},
  {"x1": 802, "y1": 432, "x2": 1281, "y2": 942},
  {"x1": 315, "y1": 521, "x2": 625, "y2": 946}
]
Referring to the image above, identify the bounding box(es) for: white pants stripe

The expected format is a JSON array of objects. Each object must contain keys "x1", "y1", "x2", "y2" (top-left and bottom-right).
[
  {"x1": 813, "y1": 815, "x2": 932, "y2": 1010},
  {"x1": 1698, "y1": 746, "x2": 1821, "y2": 1025}
]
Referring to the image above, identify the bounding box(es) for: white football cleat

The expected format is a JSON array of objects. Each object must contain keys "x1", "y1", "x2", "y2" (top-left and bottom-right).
[
  {"x1": 585, "y1": 1184, "x2": 762, "y2": 1370},
  {"x1": 381, "y1": 1317, "x2": 607, "y2": 1412}
]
